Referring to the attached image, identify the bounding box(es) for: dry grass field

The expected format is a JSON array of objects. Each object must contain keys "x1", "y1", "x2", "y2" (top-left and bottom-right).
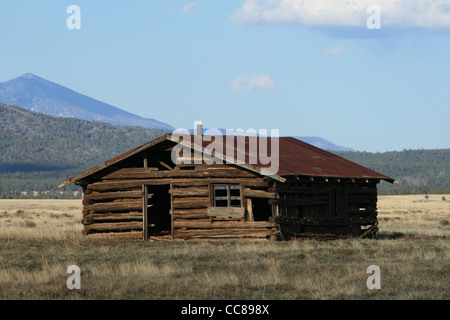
[{"x1": 0, "y1": 195, "x2": 448, "y2": 300}]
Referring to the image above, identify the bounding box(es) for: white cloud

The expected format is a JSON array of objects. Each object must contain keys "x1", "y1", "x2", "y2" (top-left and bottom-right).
[
  {"x1": 230, "y1": 0, "x2": 450, "y2": 29},
  {"x1": 231, "y1": 74, "x2": 275, "y2": 91},
  {"x1": 183, "y1": 2, "x2": 199, "y2": 16},
  {"x1": 323, "y1": 45, "x2": 345, "y2": 56}
]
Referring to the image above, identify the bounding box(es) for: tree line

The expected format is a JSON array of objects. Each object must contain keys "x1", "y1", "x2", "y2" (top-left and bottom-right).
[
  {"x1": 333, "y1": 149, "x2": 450, "y2": 195},
  {"x1": 1, "y1": 103, "x2": 449, "y2": 198},
  {"x1": 0, "y1": 103, "x2": 168, "y2": 198}
]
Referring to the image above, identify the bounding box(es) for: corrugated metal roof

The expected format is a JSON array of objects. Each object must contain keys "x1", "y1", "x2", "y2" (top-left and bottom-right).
[
  {"x1": 277, "y1": 137, "x2": 393, "y2": 179},
  {"x1": 196, "y1": 135, "x2": 394, "y2": 181},
  {"x1": 59, "y1": 134, "x2": 395, "y2": 188}
]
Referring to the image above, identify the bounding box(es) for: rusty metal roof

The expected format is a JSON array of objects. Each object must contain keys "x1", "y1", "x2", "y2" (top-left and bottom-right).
[
  {"x1": 59, "y1": 134, "x2": 395, "y2": 188},
  {"x1": 196, "y1": 135, "x2": 394, "y2": 181},
  {"x1": 275, "y1": 137, "x2": 394, "y2": 180}
]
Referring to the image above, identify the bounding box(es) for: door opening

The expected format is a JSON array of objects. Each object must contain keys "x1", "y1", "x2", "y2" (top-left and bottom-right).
[
  {"x1": 251, "y1": 198, "x2": 272, "y2": 221},
  {"x1": 330, "y1": 183, "x2": 346, "y2": 218},
  {"x1": 143, "y1": 184, "x2": 171, "y2": 239}
]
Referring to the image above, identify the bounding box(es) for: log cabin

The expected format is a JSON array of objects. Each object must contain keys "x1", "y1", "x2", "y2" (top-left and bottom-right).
[{"x1": 59, "y1": 131, "x2": 395, "y2": 241}]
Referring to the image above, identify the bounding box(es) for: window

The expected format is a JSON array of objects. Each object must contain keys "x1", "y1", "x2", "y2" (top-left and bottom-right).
[
  {"x1": 213, "y1": 185, "x2": 241, "y2": 207},
  {"x1": 230, "y1": 185, "x2": 241, "y2": 207}
]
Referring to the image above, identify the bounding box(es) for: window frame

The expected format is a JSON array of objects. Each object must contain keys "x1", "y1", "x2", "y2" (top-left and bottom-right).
[{"x1": 211, "y1": 184, "x2": 242, "y2": 208}]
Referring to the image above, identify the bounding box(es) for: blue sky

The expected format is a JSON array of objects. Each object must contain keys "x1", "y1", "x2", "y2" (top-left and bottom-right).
[{"x1": 1, "y1": 0, "x2": 449, "y2": 152}]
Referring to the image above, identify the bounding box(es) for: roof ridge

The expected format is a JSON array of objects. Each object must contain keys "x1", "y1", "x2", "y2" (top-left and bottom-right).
[{"x1": 59, "y1": 133, "x2": 395, "y2": 189}]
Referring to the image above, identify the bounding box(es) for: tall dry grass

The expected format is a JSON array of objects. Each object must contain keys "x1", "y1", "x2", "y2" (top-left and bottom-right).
[
  {"x1": 0, "y1": 196, "x2": 448, "y2": 299},
  {"x1": 0, "y1": 199, "x2": 83, "y2": 241},
  {"x1": 378, "y1": 194, "x2": 450, "y2": 238}
]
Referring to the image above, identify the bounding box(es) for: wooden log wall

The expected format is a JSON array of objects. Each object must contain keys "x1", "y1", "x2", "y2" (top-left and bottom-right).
[
  {"x1": 274, "y1": 179, "x2": 380, "y2": 239},
  {"x1": 170, "y1": 164, "x2": 278, "y2": 241},
  {"x1": 273, "y1": 182, "x2": 329, "y2": 217},
  {"x1": 82, "y1": 186, "x2": 144, "y2": 238},
  {"x1": 274, "y1": 181, "x2": 330, "y2": 238},
  {"x1": 81, "y1": 162, "x2": 278, "y2": 240},
  {"x1": 345, "y1": 181, "x2": 378, "y2": 235}
]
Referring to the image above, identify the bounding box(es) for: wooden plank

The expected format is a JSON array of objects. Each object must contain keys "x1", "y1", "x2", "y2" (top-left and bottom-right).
[
  {"x1": 101, "y1": 168, "x2": 159, "y2": 175},
  {"x1": 358, "y1": 224, "x2": 379, "y2": 239},
  {"x1": 102, "y1": 167, "x2": 257, "y2": 180},
  {"x1": 88, "y1": 179, "x2": 172, "y2": 191},
  {"x1": 207, "y1": 207, "x2": 245, "y2": 218},
  {"x1": 177, "y1": 237, "x2": 271, "y2": 242},
  {"x1": 174, "y1": 228, "x2": 278, "y2": 238},
  {"x1": 276, "y1": 216, "x2": 377, "y2": 226},
  {"x1": 83, "y1": 212, "x2": 143, "y2": 224},
  {"x1": 84, "y1": 190, "x2": 143, "y2": 201},
  {"x1": 85, "y1": 231, "x2": 143, "y2": 239},
  {"x1": 172, "y1": 208, "x2": 208, "y2": 219},
  {"x1": 172, "y1": 197, "x2": 210, "y2": 209},
  {"x1": 84, "y1": 221, "x2": 143, "y2": 233},
  {"x1": 173, "y1": 213, "x2": 208, "y2": 219},
  {"x1": 88, "y1": 178, "x2": 268, "y2": 192},
  {"x1": 85, "y1": 201, "x2": 142, "y2": 212},
  {"x1": 243, "y1": 188, "x2": 277, "y2": 199},
  {"x1": 149, "y1": 155, "x2": 174, "y2": 171},
  {"x1": 171, "y1": 179, "x2": 268, "y2": 188},
  {"x1": 203, "y1": 164, "x2": 244, "y2": 170},
  {"x1": 175, "y1": 220, "x2": 275, "y2": 229},
  {"x1": 171, "y1": 187, "x2": 209, "y2": 198}
]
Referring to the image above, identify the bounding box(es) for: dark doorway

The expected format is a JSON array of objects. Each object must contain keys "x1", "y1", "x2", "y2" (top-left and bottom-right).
[
  {"x1": 252, "y1": 198, "x2": 272, "y2": 221},
  {"x1": 330, "y1": 183, "x2": 346, "y2": 217},
  {"x1": 144, "y1": 184, "x2": 171, "y2": 238}
]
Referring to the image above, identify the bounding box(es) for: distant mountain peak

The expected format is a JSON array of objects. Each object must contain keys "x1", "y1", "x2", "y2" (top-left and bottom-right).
[
  {"x1": 16, "y1": 73, "x2": 47, "y2": 83},
  {"x1": 21, "y1": 73, "x2": 36, "y2": 78},
  {"x1": 0, "y1": 73, "x2": 174, "y2": 130},
  {"x1": 293, "y1": 136, "x2": 354, "y2": 152}
]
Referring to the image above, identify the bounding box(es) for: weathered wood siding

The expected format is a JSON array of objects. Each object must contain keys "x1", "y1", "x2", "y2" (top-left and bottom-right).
[
  {"x1": 78, "y1": 147, "x2": 379, "y2": 240},
  {"x1": 274, "y1": 179, "x2": 379, "y2": 239},
  {"x1": 80, "y1": 159, "x2": 278, "y2": 240},
  {"x1": 345, "y1": 181, "x2": 378, "y2": 236}
]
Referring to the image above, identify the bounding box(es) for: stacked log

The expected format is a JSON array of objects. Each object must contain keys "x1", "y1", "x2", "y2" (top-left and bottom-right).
[
  {"x1": 170, "y1": 166, "x2": 277, "y2": 240},
  {"x1": 274, "y1": 182, "x2": 330, "y2": 218},
  {"x1": 81, "y1": 164, "x2": 278, "y2": 240},
  {"x1": 345, "y1": 181, "x2": 378, "y2": 235},
  {"x1": 274, "y1": 179, "x2": 380, "y2": 238},
  {"x1": 82, "y1": 186, "x2": 144, "y2": 239}
]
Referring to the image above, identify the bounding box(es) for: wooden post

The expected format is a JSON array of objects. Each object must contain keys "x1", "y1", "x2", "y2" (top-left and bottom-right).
[
  {"x1": 170, "y1": 183, "x2": 174, "y2": 240},
  {"x1": 149, "y1": 155, "x2": 173, "y2": 170},
  {"x1": 143, "y1": 185, "x2": 148, "y2": 240},
  {"x1": 246, "y1": 198, "x2": 254, "y2": 222},
  {"x1": 143, "y1": 152, "x2": 148, "y2": 169}
]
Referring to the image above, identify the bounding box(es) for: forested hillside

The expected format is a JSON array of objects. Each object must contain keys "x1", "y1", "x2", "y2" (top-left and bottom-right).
[
  {"x1": 0, "y1": 103, "x2": 168, "y2": 198},
  {"x1": 333, "y1": 149, "x2": 450, "y2": 195},
  {"x1": 0, "y1": 103, "x2": 449, "y2": 198}
]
